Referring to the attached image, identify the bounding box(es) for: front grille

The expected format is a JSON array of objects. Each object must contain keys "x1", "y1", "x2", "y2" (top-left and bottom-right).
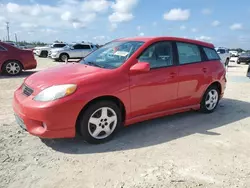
[{"x1": 22, "y1": 84, "x2": 34, "y2": 96}]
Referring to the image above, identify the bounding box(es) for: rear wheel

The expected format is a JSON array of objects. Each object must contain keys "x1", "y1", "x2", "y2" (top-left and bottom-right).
[
  {"x1": 2, "y1": 60, "x2": 22, "y2": 76},
  {"x1": 78, "y1": 101, "x2": 122, "y2": 144},
  {"x1": 200, "y1": 86, "x2": 219, "y2": 113}
]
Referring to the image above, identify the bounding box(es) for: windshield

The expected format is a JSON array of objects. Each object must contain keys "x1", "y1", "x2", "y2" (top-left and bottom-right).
[{"x1": 80, "y1": 41, "x2": 144, "y2": 69}]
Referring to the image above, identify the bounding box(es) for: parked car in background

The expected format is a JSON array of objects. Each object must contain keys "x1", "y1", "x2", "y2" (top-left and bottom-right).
[
  {"x1": 237, "y1": 53, "x2": 250, "y2": 64},
  {"x1": 34, "y1": 43, "x2": 67, "y2": 58},
  {"x1": 215, "y1": 47, "x2": 230, "y2": 66},
  {"x1": 229, "y1": 50, "x2": 239, "y2": 57},
  {"x1": 49, "y1": 43, "x2": 97, "y2": 62},
  {"x1": 0, "y1": 42, "x2": 37, "y2": 76},
  {"x1": 13, "y1": 36, "x2": 226, "y2": 144}
]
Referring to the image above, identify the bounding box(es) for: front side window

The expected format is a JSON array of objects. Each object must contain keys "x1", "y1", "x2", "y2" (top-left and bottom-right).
[
  {"x1": 203, "y1": 47, "x2": 220, "y2": 60},
  {"x1": 79, "y1": 41, "x2": 144, "y2": 69},
  {"x1": 138, "y1": 41, "x2": 173, "y2": 68},
  {"x1": 73, "y1": 44, "x2": 83, "y2": 49},
  {"x1": 81, "y1": 45, "x2": 91, "y2": 50},
  {"x1": 177, "y1": 42, "x2": 201, "y2": 64},
  {"x1": 53, "y1": 44, "x2": 66, "y2": 48}
]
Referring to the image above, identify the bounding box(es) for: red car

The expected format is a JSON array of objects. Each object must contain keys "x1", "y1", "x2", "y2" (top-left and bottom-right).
[
  {"x1": 13, "y1": 37, "x2": 226, "y2": 144},
  {"x1": 0, "y1": 42, "x2": 37, "y2": 76}
]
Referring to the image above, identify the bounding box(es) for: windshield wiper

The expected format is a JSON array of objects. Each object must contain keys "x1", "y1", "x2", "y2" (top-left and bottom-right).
[{"x1": 86, "y1": 61, "x2": 104, "y2": 68}]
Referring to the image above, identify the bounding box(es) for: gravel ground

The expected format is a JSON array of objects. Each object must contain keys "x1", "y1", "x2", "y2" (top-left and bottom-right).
[{"x1": 0, "y1": 57, "x2": 250, "y2": 188}]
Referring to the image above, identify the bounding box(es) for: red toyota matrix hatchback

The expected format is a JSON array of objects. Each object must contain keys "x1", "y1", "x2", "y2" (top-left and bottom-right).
[{"x1": 13, "y1": 37, "x2": 226, "y2": 144}]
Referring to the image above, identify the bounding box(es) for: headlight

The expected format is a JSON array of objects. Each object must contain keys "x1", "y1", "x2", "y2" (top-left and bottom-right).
[{"x1": 33, "y1": 84, "x2": 77, "y2": 102}]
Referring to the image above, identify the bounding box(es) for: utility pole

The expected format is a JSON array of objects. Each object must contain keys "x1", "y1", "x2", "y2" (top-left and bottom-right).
[
  {"x1": 15, "y1": 33, "x2": 18, "y2": 43},
  {"x1": 6, "y1": 22, "x2": 10, "y2": 41}
]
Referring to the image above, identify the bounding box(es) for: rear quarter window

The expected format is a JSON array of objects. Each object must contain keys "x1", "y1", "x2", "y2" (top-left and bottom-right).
[{"x1": 203, "y1": 47, "x2": 221, "y2": 60}]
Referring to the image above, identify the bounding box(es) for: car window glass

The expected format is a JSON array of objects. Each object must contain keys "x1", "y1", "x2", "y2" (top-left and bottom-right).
[
  {"x1": 203, "y1": 47, "x2": 220, "y2": 60},
  {"x1": 0, "y1": 45, "x2": 6, "y2": 51},
  {"x1": 138, "y1": 42, "x2": 173, "y2": 68},
  {"x1": 54, "y1": 44, "x2": 66, "y2": 48},
  {"x1": 73, "y1": 44, "x2": 81, "y2": 49},
  {"x1": 81, "y1": 45, "x2": 91, "y2": 50},
  {"x1": 217, "y1": 49, "x2": 226, "y2": 54},
  {"x1": 177, "y1": 42, "x2": 201, "y2": 64}
]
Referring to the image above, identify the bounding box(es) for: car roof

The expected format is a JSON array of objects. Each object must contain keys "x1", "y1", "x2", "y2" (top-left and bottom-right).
[{"x1": 116, "y1": 36, "x2": 214, "y2": 48}]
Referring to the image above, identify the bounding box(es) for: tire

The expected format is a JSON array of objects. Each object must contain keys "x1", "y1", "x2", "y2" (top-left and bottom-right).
[
  {"x1": 200, "y1": 85, "x2": 220, "y2": 113},
  {"x1": 78, "y1": 100, "x2": 122, "y2": 144},
  {"x1": 2, "y1": 60, "x2": 22, "y2": 76},
  {"x1": 40, "y1": 51, "x2": 48, "y2": 58},
  {"x1": 59, "y1": 53, "x2": 69, "y2": 62},
  {"x1": 225, "y1": 58, "x2": 229, "y2": 66},
  {"x1": 237, "y1": 61, "x2": 240, "y2": 64}
]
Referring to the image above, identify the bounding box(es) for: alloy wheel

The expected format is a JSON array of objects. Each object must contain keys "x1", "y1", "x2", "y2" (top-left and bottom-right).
[
  {"x1": 205, "y1": 89, "x2": 219, "y2": 111},
  {"x1": 6, "y1": 62, "x2": 21, "y2": 75},
  {"x1": 88, "y1": 107, "x2": 118, "y2": 139}
]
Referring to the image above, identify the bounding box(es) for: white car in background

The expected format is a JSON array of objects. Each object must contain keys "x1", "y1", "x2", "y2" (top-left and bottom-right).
[
  {"x1": 229, "y1": 50, "x2": 239, "y2": 57},
  {"x1": 215, "y1": 47, "x2": 230, "y2": 66},
  {"x1": 49, "y1": 43, "x2": 97, "y2": 62},
  {"x1": 34, "y1": 43, "x2": 67, "y2": 57}
]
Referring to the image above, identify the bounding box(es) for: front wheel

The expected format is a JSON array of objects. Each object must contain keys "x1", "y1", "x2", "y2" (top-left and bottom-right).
[
  {"x1": 78, "y1": 101, "x2": 122, "y2": 144},
  {"x1": 200, "y1": 86, "x2": 219, "y2": 113},
  {"x1": 40, "y1": 51, "x2": 48, "y2": 58},
  {"x1": 59, "y1": 54, "x2": 69, "y2": 62}
]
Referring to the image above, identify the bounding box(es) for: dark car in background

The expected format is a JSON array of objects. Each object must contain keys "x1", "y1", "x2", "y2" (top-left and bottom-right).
[
  {"x1": 0, "y1": 42, "x2": 37, "y2": 76},
  {"x1": 237, "y1": 53, "x2": 250, "y2": 64}
]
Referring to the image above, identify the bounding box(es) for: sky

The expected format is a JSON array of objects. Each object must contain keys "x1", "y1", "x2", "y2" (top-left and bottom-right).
[{"x1": 0, "y1": 0, "x2": 250, "y2": 49}]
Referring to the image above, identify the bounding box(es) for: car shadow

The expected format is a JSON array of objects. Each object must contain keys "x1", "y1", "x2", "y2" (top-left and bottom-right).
[
  {"x1": 42, "y1": 98, "x2": 250, "y2": 154},
  {"x1": 0, "y1": 71, "x2": 37, "y2": 79}
]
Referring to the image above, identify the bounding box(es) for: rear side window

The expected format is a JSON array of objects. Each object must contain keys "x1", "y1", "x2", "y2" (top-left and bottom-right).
[
  {"x1": 216, "y1": 49, "x2": 226, "y2": 54},
  {"x1": 203, "y1": 47, "x2": 220, "y2": 60},
  {"x1": 176, "y1": 42, "x2": 201, "y2": 64},
  {"x1": 0, "y1": 45, "x2": 6, "y2": 51}
]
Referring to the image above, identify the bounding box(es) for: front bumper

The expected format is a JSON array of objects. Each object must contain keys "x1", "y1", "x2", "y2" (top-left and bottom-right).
[{"x1": 12, "y1": 86, "x2": 83, "y2": 138}]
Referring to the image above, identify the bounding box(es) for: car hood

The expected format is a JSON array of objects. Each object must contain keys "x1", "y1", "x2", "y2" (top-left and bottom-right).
[{"x1": 25, "y1": 63, "x2": 107, "y2": 91}]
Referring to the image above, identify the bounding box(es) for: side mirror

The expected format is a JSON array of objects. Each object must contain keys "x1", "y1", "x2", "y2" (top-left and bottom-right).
[{"x1": 130, "y1": 62, "x2": 150, "y2": 74}]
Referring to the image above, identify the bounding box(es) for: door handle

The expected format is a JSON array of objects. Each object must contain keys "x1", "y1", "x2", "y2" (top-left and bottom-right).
[
  {"x1": 202, "y1": 68, "x2": 207, "y2": 73},
  {"x1": 170, "y1": 72, "x2": 177, "y2": 78}
]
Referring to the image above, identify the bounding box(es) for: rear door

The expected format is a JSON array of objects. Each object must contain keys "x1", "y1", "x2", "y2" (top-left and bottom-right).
[{"x1": 175, "y1": 42, "x2": 207, "y2": 107}]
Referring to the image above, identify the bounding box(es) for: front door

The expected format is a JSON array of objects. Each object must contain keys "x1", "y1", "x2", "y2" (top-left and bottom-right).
[
  {"x1": 81, "y1": 45, "x2": 92, "y2": 57},
  {"x1": 129, "y1": 41, "x2": 179, "y2": 117}
]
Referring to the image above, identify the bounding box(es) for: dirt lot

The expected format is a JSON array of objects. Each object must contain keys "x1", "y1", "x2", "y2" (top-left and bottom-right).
[{"x1": 1, "y1": 58, "x2": 250, "y2": 188}]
